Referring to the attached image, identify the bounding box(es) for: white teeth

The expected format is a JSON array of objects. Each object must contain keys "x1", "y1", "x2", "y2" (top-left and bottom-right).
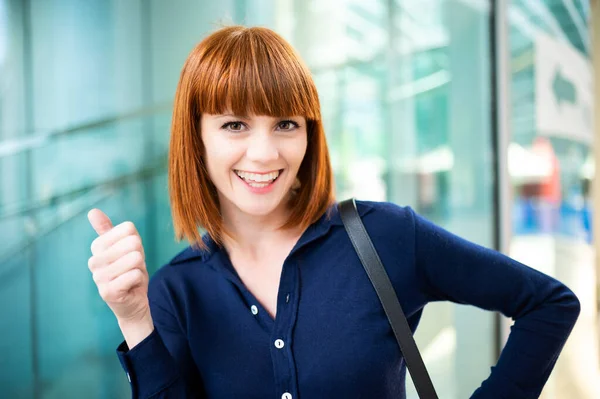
[
  {"x1": 235, "y1": 170, "x2": 280, "y2": 183},
  {"x1": 247, "y1": 182, "x2": 269, "y2": 188}
]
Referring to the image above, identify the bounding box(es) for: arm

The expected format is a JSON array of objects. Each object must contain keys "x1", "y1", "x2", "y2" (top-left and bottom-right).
[
  {"x1": 116, "y1": 272, "x2": 204, "y2": 399},
  {"x1": 409, "y1": 208, "x2": 580, "y2": 399}
]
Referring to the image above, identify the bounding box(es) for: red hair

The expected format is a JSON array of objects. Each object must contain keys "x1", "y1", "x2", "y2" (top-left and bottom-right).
[{"x1": 168, "y1": 26, "x2": 335, "y2": 250}]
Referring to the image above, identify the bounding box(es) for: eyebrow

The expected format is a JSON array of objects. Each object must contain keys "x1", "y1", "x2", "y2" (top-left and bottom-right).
[
  {"x1": 213, "y1": 114, "x2": 303, "y2": 121},
  {"x1": 215, "y1": 113, "x2": 249, "y2": 119}
]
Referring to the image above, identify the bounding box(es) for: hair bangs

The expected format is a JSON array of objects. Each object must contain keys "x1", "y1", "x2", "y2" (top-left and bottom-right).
[
  {"x1": 169, "y1": 25, "x2": 335, "y2": 251},
  {"x1": 195, "y1": 27, "x2": 320, "y2": 120}
]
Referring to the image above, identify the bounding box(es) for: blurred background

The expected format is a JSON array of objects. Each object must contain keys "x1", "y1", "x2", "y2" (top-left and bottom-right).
[{"x1": 0, "y1": 0, "x2": 598, "y2": 398}]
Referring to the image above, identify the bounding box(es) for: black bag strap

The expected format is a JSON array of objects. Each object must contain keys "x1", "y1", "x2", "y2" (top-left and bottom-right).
[{"x1": 338, "y1": 198, "x2": 438, "y2": 399}]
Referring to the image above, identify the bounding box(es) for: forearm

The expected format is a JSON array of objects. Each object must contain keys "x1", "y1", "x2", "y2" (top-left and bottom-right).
[
  {"x1": 116, "y1": 326, "x2": 200, "y2": 398},
  {"x1": 471, "y1": 291, "x2": 580, "y2": 398},
  {"x1": 115, "y1": 299, "x2": 204, "y2": 398},
  {"x1": 118, "y1": 311, "x2": 155, "y2": 350},
  {"x1": 407, "y1": 206, "x2": 581, "y2": 397}
]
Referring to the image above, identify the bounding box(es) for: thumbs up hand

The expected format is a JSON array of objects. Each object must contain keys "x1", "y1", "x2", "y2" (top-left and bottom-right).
[{"x1": 87, "y1": 209, "x2": 151, "y2": 325}]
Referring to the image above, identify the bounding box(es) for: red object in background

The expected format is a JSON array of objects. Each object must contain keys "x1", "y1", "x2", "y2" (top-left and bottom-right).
[{"x1": 520, "y1": 137, "x2": 561, "y2": 204}]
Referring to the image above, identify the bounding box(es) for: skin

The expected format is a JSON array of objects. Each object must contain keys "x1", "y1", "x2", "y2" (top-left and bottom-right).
[
  {"x1": 86, "y1": 113, "x2": 310, "y2": 348},
  {"x1": 199, "y1": 112, "x2": 308, "y2": 251},
  {"x1": 200, "y1": 112, "x2": 309, "y2": 318}
]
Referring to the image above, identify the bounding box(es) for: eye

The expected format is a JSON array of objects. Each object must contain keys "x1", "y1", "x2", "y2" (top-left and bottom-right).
[
  {"x1": 277, "y1": 120, "x2": 300, "y2": 131},
  {"x1": 221, "y1": 121, "x2": 246, "y2": 132}
]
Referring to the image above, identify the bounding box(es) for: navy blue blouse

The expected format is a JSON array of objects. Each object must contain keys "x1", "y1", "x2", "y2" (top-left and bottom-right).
[{"x1": 116, "y1": 200, "x2": 580, "y2": 398}]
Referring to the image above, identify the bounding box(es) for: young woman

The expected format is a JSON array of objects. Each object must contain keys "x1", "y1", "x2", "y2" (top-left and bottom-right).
[{"x1": 87, "y1": 26, "x2": 580, "y2": 399}]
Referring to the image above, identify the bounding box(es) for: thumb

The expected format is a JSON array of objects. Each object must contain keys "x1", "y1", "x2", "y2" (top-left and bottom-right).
[{"x1": 88, "y1": 208, "x2": 114, "y2": 236}]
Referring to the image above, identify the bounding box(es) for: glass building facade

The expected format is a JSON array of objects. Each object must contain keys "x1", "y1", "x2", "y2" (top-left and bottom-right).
[{"x1": 0, "y1": 0, "x2": 596, "y2": 398}]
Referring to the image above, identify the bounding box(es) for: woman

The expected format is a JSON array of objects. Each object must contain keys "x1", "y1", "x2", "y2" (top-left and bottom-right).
[{"x1": 86, "y1": 26, "x2": 580, "y2": 399}]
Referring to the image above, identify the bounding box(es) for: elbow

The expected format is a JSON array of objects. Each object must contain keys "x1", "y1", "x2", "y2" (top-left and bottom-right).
[
  {"x1": 569, "y1": 290, "x2": 581, "y2": 320},
  {"x1": 558, "y1": 286, "x2": 581, "y2": 326}
]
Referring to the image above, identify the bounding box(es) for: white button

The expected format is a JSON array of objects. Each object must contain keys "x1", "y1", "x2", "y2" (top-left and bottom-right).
[
  {"x1": 274, "y1": 339, "x2": 285, "y2": 349},
  {"x1": 127, "y1": 372, "x2": 131, "y2": 383},
  {"x1": 251, "y1": 305, "x2": 258, "y2": 315},
  {"x1": 282, "y1": 393, "x2": 292, "y2": 399}
]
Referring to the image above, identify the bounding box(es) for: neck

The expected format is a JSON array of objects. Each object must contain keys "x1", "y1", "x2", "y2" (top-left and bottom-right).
[{"x1": 220, "y1": 201, "x2": 302, "y2": 261}]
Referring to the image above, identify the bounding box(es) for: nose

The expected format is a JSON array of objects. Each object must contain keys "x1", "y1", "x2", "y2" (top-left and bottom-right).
[{"x1": 246, "y1": 131, "x2": 279, "y2": 163}]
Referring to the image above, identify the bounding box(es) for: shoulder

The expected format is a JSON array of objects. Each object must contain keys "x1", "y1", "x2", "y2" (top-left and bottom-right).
[
  {"x1": 352, "y1": 199, "x2": 416, "y2": 227},
  {"x1": 147, "y1": 238, "x2": 215, "y2": 295},
  {"x1": 160, "y1": 233, "x2": 217, "y2": 269},
  {"x1": 340, "y1": 199, "x2": 418, "y2": 245},
  {"x1": 169, "y1": 245, "x2": 208, "y2": 265}
]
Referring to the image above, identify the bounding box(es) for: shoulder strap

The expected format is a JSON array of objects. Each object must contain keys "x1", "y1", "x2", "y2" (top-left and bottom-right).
[{"x1": 338, "y1": 198, "x2": 438, "y2": 399}]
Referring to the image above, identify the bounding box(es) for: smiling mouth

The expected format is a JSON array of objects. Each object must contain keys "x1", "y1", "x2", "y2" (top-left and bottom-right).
[{"x1": 234, "y1": 169, "x2": 283, "y2": 187}]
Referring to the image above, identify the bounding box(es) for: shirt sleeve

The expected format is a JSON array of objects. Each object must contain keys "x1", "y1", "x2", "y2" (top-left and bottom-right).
[
  {"x1": 409, "y1": 207, "x2": 580, "y2": 399},
  {"x1": 116, "y1": 270, "x2": 204, "y2": 398}
]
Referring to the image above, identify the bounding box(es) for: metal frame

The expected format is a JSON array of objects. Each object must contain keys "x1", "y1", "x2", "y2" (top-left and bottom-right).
[{"x1": 490, "y1": 0, "x2": 513, "y2": 358}]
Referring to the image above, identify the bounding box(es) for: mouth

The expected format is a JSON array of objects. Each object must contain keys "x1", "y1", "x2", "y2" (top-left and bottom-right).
[{"x1": 233, "y1": 169, "x2": 283, "y2": 189}]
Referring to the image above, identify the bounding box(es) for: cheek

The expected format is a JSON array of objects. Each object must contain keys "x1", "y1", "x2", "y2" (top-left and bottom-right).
[
  {"x1": 201, "y1": 154, "x2": 223, "y2": 188},
  {"x1": 290, "y1": 136, "x2": 308, "y2": 167},
  {"x1": 203, "y1": 137, "x2": 240, "y2": 174}
]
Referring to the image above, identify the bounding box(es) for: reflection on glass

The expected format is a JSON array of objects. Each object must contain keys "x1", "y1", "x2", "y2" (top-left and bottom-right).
[
  {"x1": 508, "y1": 1, "x2": 599, "y2": 397},
  {"x1": 1, "y1": 0, "x2": 596, "y2": 398},
  {"x1": 292, "y1": 1, "x2": 494, "y2": 398}
]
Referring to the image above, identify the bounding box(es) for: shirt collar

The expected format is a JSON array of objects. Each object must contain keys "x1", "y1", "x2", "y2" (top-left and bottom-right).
[{"x1": 169, "y1": 200, "x2": 374, "y2": 265}]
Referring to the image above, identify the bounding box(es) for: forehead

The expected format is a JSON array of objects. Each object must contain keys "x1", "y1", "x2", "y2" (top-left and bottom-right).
[
  {"x1": 204, "y1": 112, "x2": 304, "y2": 119},
  {"x1": 192, "y1": 32, "x2": 320, "y2": 121}
]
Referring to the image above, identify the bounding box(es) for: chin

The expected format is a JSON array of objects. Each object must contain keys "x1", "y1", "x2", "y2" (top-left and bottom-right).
[{"x1": 234, "y1": 195, "x2": 286, "y2": 217}]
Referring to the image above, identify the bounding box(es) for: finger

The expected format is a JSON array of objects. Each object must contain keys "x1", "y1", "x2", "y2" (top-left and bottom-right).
[
  {"x1": 107, "y1": 251, "x2": 145, "y2": 281},
  {"x1": 91, "y1": 221, "x2": 139, "y2": 255},
  {"x1": 89, "y1": 235, "x2": 145, "y2": 271},
  {"x1": 88, "y1": 209, "x2": 114, "y2": 236},
  {"x1": 93, "y1": 251, "x2": 145, "y2": 284},
  {"x1": 106, "y1": 268, "x2": 147, "y2": 301}
]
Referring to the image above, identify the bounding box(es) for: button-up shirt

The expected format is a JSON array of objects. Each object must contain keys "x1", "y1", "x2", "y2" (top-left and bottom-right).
[{"x1": 116, "y1": 200, "x2": 580, "y2": 398}]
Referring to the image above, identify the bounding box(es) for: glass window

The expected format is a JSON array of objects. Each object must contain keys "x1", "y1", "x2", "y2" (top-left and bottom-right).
[
  {"x1": 1, "y1": 0, "x2": 594, "y2": 397},
  {"x1": 287, "y1": 1, "x2": 495, "y2": 397},
  {"x1": 508, "y1": 1, "x2": 599, "y2": 398},
  {"x1": 0, "y1": 1, "x2": 246, "y2": 397}
]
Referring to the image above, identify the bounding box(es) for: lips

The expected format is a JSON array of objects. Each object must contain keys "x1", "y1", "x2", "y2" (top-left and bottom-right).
[
  {"x1": 234, "y1": 169, "x2": 282, "y2": 183},
  {"x1": 233, "y1": 169, "x2": 284, "y2": 194}
]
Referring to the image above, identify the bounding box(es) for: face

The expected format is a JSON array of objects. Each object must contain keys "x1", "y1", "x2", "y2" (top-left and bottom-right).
[{"x1": 200, "y1": 112, "x2": 308, "y2": 219}]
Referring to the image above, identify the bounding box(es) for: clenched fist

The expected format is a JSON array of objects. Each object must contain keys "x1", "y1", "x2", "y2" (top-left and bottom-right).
[{"x1": 87, "y1": 209, "x2": 151, "y2": 325}]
